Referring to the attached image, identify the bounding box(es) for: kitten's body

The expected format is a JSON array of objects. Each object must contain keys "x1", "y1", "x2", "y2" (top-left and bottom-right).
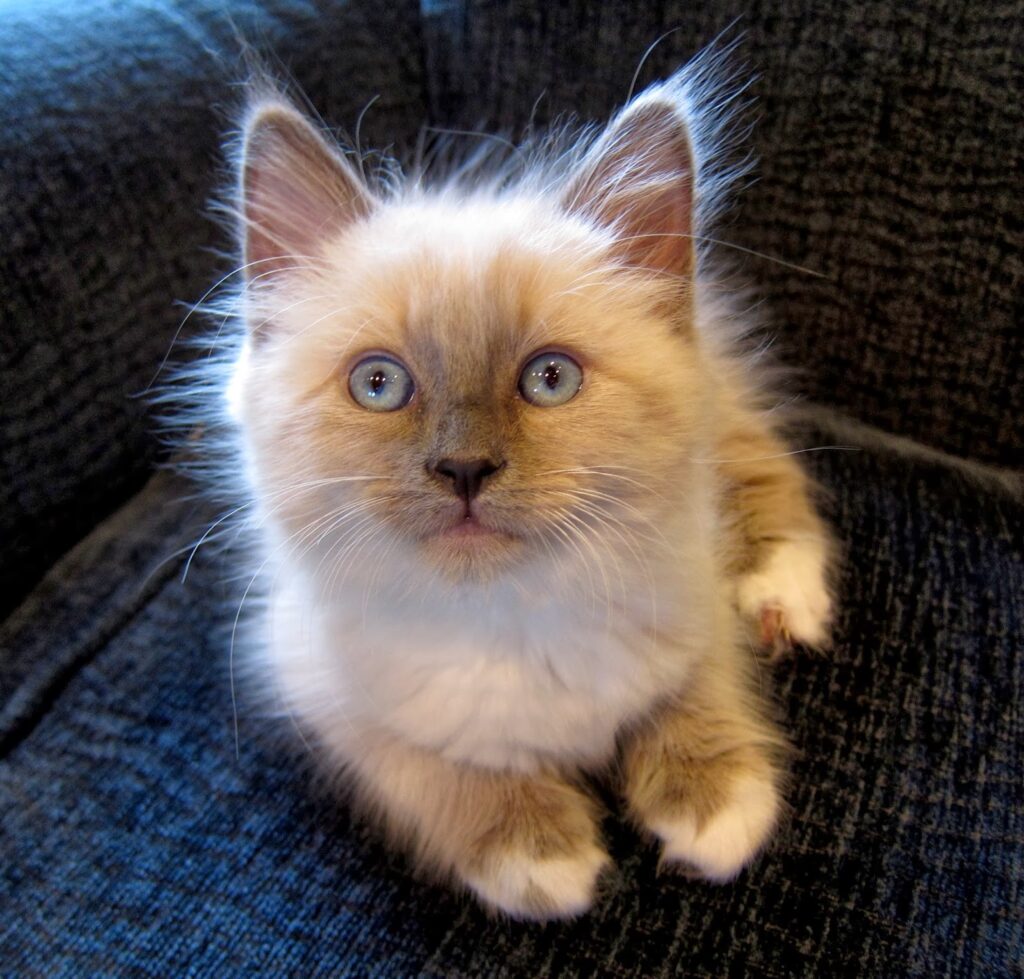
[{"x1": 205, "y1": 53, "x2": 835, "y2": 920}]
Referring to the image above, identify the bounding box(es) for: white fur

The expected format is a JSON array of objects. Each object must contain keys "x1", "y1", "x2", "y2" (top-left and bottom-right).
[
  {"x1": 224, "y1": 341, "x2": 250, "y2": 423},
  {"x1": 463, "y1": 845, "x2": 610, "y2": 920},
  {"x1": 653, "y1": 772, "x2": 780, "y2": 881},
  {"x1": 262, "y1": 503, "x2": 719, "y2": 773},
  {"x1": 736, "y1": 539, "x2": 832, "y2": 647}
]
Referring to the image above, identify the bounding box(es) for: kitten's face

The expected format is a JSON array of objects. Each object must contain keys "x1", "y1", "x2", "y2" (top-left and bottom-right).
[{"x1": 234, "y1": 95, "x2": 706, "y2": 587}]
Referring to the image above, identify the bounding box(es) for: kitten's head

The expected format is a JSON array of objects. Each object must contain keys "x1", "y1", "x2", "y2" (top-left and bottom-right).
[{"x1": 229, "y1": 70, "x2": 730, "y2": 591}]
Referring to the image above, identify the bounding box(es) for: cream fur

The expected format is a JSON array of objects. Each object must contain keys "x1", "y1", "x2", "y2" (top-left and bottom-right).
[
  {"x1": 463, "y1": 847, "x2": 611, "y2": 920},
  {"x1": 653, "y1": 771, "x2": 781, "y2": 881}
]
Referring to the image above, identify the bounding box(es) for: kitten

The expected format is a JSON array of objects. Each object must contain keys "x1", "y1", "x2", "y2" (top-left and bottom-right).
[{"x1": 210, "y1": 50, "x2": 835, "y2": 920}]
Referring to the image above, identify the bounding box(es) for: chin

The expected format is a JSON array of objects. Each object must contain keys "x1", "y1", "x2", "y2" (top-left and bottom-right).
[{"x1": 419, "y1": 522, "x2": 526, "y2": 584}]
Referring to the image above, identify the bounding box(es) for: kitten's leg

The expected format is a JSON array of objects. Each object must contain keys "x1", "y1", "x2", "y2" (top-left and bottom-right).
[
  {"x1": 622, "y1": 658, "x2": 787, "y2": 880},
  {"x1": 715, "y1": 416, "x2": 835, "y2": 654},
  {"x1": 345, "y1": 730, "x2": 609, "y2": 920}
]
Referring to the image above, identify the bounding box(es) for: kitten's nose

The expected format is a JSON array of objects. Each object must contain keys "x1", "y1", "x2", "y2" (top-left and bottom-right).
[{"x1": 433, "y1": 457, "x2": 503, "y2": 503}]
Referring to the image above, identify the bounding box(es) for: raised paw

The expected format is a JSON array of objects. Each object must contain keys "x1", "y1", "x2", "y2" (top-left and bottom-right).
[
  {"x1": 737, "y1": 539, "x2": 833, "y2": 655},
  {"x1": 460, "y1": 841, "x2": 610, "y2": 920},
  {"x1": 650, "y1": 772, "x2": 781, "y2": 881}
]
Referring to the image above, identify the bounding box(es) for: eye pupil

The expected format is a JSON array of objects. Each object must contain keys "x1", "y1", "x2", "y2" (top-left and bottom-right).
[
  {"x1": 369, "y1": 371, "x2": 386, "y2": 393},
  {"x1": 543, "y1": 364, "x2": 561, "y2": 389}
]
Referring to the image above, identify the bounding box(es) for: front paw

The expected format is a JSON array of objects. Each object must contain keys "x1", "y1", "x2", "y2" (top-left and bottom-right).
[
  {"x1": 651, "y1": 771, "x2": 781, "y2": 881},
  {"x1": 737, "y1": 539, "x2": 833, "y2": 656},
  {"x1": 460, "y1": 841, "x2": 610, "y2": 921}
]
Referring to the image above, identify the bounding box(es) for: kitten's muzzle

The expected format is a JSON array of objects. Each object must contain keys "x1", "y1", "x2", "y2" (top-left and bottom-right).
[{"x1": 432, "y1": 457, "x2": 504, "y2": 503}]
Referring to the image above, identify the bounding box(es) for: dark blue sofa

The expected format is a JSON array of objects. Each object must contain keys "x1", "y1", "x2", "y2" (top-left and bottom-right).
[{"x1": 1, "y1": 1, "x2": 1021, "y2": 975}]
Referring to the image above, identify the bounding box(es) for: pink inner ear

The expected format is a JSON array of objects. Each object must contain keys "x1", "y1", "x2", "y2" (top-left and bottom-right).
[
  {"x1": 244, "y1": 162, "x2": 331, "y2": 276},
  {"x1": 565, "y1": 101, "x2": 695, "y2": 280},
  {"x1": 241, "y1": 105, "x2": 373, "y2": 278}
]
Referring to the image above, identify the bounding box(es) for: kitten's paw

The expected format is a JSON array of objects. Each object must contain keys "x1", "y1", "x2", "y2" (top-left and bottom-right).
[
  {"x1": 651, "y1": 772, "x2": 781, "y2": 882},
  {"x1": 737, "y1": 539, "x2": 832, "y2": 655},
  {"x1": 461, "y1": 843, "x2": 610, "y2": 921}
]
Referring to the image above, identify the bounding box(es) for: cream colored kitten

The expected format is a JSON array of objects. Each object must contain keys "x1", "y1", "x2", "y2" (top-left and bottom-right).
[{"x1": 216, "y1": 52, "x2": 834, "y2": 920}]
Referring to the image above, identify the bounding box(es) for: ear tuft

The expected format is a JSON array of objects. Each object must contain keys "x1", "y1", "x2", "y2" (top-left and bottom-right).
[
  {"x1": 240, "y1": 99, "x2": 374, "y2": 280},
  {"x1": 563, "y1": 94, "x2": 695, "y2": 280}
]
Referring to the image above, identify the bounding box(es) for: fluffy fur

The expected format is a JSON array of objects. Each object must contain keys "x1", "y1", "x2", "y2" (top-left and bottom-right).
[{"x1": 173, "y1": 48, "x2": 836, "y2": 920}]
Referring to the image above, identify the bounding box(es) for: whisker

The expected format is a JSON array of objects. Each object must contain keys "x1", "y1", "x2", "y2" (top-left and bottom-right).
[
  {"x1": 690, "y1": 445, "x2": 857, "y2": 464},
  {"x1": 560, "y1": 487, "x2": 672, "y2": 548},
  {"x1": 141, "y1": 255, "x2": 326, "y2": 394},
  {"x1": 560, "y1": 510, "x2": 622, "y2": 626},
  {"x1": 613, "y1": 231, "x2": 828, "y2": 279},
  {"x1": 545, "y1": 517, "x2": 601, "y2": 615},
  {"x1": 201, "y1": 261, "x2": 333, "y2": 358},
  {"x1": 538, "y1": 466, "x2": 668, "y2": 500},
  {"x1": 169, "y1": 474, "x2": 395, "y2": 582}
]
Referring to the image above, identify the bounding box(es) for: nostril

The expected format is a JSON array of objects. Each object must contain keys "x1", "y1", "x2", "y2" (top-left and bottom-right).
[{"x1": 433, "y1": 457, "x2": 503, "y2": 503}]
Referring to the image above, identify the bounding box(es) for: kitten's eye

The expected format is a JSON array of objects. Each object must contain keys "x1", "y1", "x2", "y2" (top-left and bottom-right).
[
  {"x1": 518, "y1": 352, "x2": 583, "y2": 407},
  {"x1": 348, "y1": 355, "x2": 414, "y2": 411}
]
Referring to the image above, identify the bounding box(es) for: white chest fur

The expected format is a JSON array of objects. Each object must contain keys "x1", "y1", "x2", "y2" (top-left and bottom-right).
[{"x1": 261, "y1": 540, "x2": 719, "y2": 773}]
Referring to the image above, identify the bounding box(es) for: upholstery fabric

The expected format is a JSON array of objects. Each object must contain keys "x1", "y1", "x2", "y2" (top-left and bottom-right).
[
  {"x1": 2, "y1": 433, "x2": 1021, "y2": 976},
  {"x1": 0, "y1": 0, "x2": 427, "y2": 618}
]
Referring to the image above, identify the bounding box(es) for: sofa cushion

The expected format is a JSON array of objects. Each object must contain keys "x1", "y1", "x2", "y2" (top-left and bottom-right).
[{"x1": 1, "y1": 421, "x2": 1020, "y2": 976}]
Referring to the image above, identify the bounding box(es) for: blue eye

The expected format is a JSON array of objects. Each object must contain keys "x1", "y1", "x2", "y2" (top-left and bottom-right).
[
  {"x1": 518, "y1": 351, "x2": 583, "y2": 407},
  {"x1": 348, "y1": 355, "x2": 414, "y2": 411}
]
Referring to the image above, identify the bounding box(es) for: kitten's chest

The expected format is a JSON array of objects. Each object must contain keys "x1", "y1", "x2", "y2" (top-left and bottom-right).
[{"x1": 272, "y1": 579, "x2": 702, "y2": 771}]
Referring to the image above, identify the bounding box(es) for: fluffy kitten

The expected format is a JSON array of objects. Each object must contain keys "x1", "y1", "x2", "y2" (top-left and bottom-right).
[{"x1": 211, "y1": 51, "x2": 834, "y2": 920}]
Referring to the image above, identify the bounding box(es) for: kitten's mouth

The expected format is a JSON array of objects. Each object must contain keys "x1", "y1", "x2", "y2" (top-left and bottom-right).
[
  {"x1": 444, "y1": 516, "x2": 494, "y2": 538},
  {"x1": 432, "y1": 506, "x2": 515, "y2": 546}
]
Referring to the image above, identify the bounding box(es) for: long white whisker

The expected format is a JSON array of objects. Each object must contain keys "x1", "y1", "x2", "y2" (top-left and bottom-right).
[
  {"x1": 561, "y1": 509, "x2": 623, "y2": 622},
  {"x1": 174, "y1": 474, "x2": 394, "y2": 582},
  {"x1": 690, "y1": 445, "x2": 857, "y2": 464},
  {"x1": 615, "y1": 231, "x2": 828, "y2": 279},
  {"x1": 538, "y1": 466, "x2": 667, "y2": 500},
  {"x1": 544, "y1": 516, "x2": 600, "y2": 615},
  {"x1": 142, "y1": 255, "x2": 326, "y2": 393},
  {"x1": 569, "y1": 498, "x2": 659, "y2": 631}
]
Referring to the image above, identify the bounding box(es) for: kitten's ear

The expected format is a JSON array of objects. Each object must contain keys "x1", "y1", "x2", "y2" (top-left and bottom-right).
[
  {"x1": 562, "y1": 92, "x2": 695, "y2": 280},
  {"x1": 239, "y1": 99, "x2": 374, "y2": 277}
]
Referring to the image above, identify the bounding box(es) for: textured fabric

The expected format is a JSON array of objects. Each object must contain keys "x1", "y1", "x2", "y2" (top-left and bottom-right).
[
  {"x1": 2, "y1": 431, "x2": 1021, "y2": 976},
  {"x1": 0, "y1": 0, "x2": 427, "y2": 618},
  {"x1": 422, "y1": 0, "x2": 1024, "y2": 470}
]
